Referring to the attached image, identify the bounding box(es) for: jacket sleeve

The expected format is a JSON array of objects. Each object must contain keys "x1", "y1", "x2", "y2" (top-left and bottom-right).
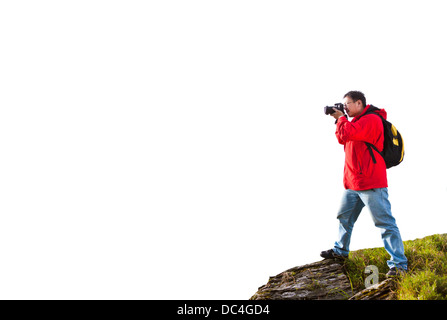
[{"x1": 335, "y1": 114, "x2": 382, "y2": 146}]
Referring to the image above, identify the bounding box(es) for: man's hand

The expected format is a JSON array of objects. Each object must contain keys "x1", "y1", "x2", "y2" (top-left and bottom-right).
[{"x1": 331, "y1": 108, "x2": 345, "y2": 120}]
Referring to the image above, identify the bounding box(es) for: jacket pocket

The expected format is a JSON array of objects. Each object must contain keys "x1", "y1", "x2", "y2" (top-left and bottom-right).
[
  {"x1": 357, "y1": 161, "x2": 363, "y2": 175},
  {"x1": 354, "y1": 145, "x2": 364, "y2": 174}
]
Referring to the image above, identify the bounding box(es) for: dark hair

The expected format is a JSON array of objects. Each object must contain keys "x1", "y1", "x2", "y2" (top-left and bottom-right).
[{"x1": 344, "y1": 91, "x2": 366, "y2": 107}]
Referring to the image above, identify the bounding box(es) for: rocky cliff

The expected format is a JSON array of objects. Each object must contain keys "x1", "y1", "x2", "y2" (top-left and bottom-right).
[
  {"x1": 250, "y1": 259, "x2": 396, "y2": 300},
  {"x1": 250, "y1": 259, "x2": 354, "y2": 300}
]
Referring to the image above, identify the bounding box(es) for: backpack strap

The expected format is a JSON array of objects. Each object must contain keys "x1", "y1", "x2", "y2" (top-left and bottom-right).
[
  {"x1": 365, "y1": 142, "x2": 381, "y2": 164},
  {"x1": 357, "y1": 105, "x2": 384, "y2": 164}
]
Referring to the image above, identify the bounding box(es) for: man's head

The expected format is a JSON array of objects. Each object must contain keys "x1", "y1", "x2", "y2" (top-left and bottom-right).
[{"x1": 343, "y1": 91, "x2": 366, "y2": 118}]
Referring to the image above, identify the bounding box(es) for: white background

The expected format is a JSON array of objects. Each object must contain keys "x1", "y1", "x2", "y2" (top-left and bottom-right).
[{"x1": 1, "y1": 0, "x2": 446, "y2": 299}]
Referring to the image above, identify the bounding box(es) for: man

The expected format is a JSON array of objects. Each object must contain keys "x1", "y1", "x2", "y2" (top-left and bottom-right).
[{"x1": 320, "y1": 91, "x2": 408, "y2": 276}]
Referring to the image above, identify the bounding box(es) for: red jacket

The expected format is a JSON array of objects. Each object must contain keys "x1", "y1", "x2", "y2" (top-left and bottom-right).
[{"x1": 336, "y1": 105, "x2": 387, "y2": 190}]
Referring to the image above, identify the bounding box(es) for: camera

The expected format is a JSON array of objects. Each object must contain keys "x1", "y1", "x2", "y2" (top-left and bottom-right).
[{"x1": 324, "y1": 103, "x2": 344, "y2": 115}]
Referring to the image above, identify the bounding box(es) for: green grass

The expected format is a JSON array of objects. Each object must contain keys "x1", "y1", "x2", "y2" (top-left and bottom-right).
[{"x1": 343, "y1": 233, "x2": 447, "y2": 300}]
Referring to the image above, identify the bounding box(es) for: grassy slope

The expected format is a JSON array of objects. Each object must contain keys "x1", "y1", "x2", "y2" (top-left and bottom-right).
[{"x1": 343, "y1": 233, "x2": 447, "y2": 300}]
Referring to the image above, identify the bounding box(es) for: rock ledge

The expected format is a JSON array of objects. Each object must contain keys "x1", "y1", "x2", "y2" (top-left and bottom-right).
[
  {"x1": 250, "y1": 259, "x2": 398, "y2": 300},
  {"x1": 250, "y1": 259, "x2": 354, "y2": 300}
]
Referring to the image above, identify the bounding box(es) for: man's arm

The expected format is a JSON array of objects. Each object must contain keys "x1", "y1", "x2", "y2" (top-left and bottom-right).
[
  {"x1": 336, "y1": 114, "x2": 382, "y2": 145},
  {"x1": 331, "y1": 109, "x2": 348, "y2": 144}
]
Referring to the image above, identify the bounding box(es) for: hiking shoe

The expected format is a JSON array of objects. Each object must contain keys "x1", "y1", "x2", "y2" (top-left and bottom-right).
[
  {"x1": 386, "y1": 267, "x2": 407, "y2": 277},
  {"x1": 320, "y1": 249, "x2": 348, "y2": 260}
]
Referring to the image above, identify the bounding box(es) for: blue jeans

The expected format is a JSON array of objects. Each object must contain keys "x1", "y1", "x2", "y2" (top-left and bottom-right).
[{"x1": 333, "y1": 188, "x2": 408, "y2": 270}]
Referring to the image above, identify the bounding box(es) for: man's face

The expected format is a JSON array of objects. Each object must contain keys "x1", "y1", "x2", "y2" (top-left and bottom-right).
[{"x1": 343, "y1": 97, "x2": 364, "y2": 118}]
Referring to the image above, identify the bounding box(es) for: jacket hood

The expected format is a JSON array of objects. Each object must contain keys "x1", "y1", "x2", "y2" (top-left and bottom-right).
[{"x1": 355, "y1": 104, "x2": 387, "y2": 120}]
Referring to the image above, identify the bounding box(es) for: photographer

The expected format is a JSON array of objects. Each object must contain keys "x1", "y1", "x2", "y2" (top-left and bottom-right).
[{"x1": 320, "y1": 91, "x2": 408, "y2": 277}]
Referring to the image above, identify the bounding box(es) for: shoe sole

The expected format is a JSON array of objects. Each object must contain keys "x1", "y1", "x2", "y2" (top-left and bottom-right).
[{"x1": 320, "y1": 254, "x2": 348, "y2": 261}]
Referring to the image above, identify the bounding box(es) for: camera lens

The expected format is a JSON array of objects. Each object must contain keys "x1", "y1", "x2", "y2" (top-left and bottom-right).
[{"x1": 324, "y1": 106, "x2": 335, "y2": 115}]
